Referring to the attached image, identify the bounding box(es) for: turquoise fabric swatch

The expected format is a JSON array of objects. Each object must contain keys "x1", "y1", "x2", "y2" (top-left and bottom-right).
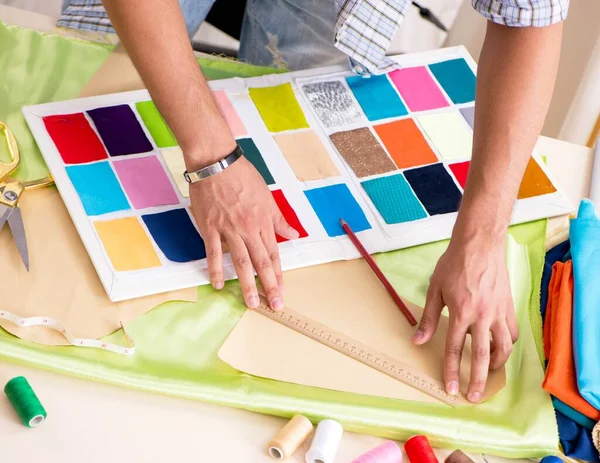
[
  {"x1": 304, "y1": 184, "x2": 371, "y2": 237},
  {"x1": 429, "y1": 59, "x2": 476, "y2": 104},
  {"x1": 551, "y1": 397, "x2": 597, "y2": 430},
  {"x1": 361, "y1": 174, "x2": 427, "y2": 224},
  {"x1": 571, "y1": 199, "x2": 600, "y2": 410},
  {"x1": 66, "y1": 161, "x2": 130, "y2": 216},
  {"x1": 346, "y1": 74, "x2": 408, "y2": 121},
  {"x1": 237, "y1": 138, "x2": 275, "y2": 185}
]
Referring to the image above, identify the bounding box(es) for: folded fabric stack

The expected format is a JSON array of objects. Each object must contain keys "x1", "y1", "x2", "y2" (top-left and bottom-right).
[{"x1": 542, "y1": 200, "x2": 600, "y2": 462}]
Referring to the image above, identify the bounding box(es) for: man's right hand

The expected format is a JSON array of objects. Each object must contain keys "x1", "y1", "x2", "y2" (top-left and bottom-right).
[{"x1": 190, "y1": 155, "x2": 299, "y2": 311}]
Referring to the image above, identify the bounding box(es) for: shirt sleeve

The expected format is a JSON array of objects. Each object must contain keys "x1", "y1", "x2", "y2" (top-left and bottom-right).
[{"x1": 472, "y1": 0, "x2": 569, "y2": 27}]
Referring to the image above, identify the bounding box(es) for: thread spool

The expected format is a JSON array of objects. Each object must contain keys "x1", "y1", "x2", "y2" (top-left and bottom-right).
[
  {"x1": 540, "y1": 456, "x2": 563, "y2": 463},
  {"x1": 352, "y1": 441, "x2": 403, "y2": 463},
  {"x1": 4, "y1": 376, "x2": 47, "y2": 428},
  {"x1": 404, "y1": 436, "x2": 438, "y2": 463},
  {"x1": 305, "y1": 419, "x2": 344, "y2": 463},
  {"x1": 268, "y1": 414, "x2": 314, "y2": 460}
]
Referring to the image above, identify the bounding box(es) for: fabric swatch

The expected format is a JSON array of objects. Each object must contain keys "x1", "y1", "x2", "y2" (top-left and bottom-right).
[
  {"x1": 66, "y1": 161, "x2": 130, "y2": 216},
  {"x1": 346, "y1": 74, "x2": 407, "y2": 121},
  {"x1": 540, "y1": 240, "x2": 571, "y2": 322},
  {"x1": 161, "y1": 147, "x2": 189, "y2": 198},
  {"x1": 460, "y1": 106, "x2": 475, "y2": 129},
  {"x1": 330, "y1": 128, "x2": 396, "y2": 178},
  {"x1": 556, "y1": 410, "x2": 600, "y2": 463},
  {"x1": 304, "y1": 184, "x2": 371, "y2": 237},
  {"x1": 361, "y1": 174, "x2": 427, "y2": 224},
  {"x1": 542, "y1": 260, "x2": 600, "y2": 421},
  {"x1": 429, "y1": 59, "x2": 477, "y2": 104},
  {"x1": 94, "y1": 217, "x2": 161, "y2": 271},
  {"x1": 552, "y1": 397, "x2": 597, "y2": 431},
  {"x1": 404, "y1": 163, "x2": 462, "y2": 215},
  {"x1": 388, "y1": 67, "x2": 449, "y2": 112},
  {"x1": 302, "y1": 81, "x2": 365, "y2": 128},
  {"x1": 248, "y1": 83, "x2": 309, "y2": 132},
  {"x1": 517, "y1": 157, "x2": 557, "y2": 199},
  {"x1": 449, "y1": 161, "x2": 470, "y2": 189},
  {"x1": 571, "y1": 200, "x2": 600, "y2": 410},
  {"x1": 113, "y1": 155, "x2": 179, "y2": 209},
  {"x1": 43, "y1": 113, "x2": 108, "y2": 164},
  {"x1": 142, "y1": 208, "x2": 206, "y2": 263},
  {"x1": 417, "y1": 112, "x2": 473, "y2": 161},
  {"x1": 273, "y1": 130, "x2": 339, "y2": 181},
  {"x1": 135, "y1": 100, "x2": 177, "y2": 148},
  {"x1": 271, "y1": 189, "x2": 308, "y2": 243},
  {"x1": 213, "y1": 90, "x2": 247, "y2": 138},
  {"x1": 373, "y1": 119, "x2": 438, "y2": 169},
  {"x1": 237, "y1": 138, "x2": 275, "y2": 185},
  {"x1": 87, "y1": 104, "x2": 153, "y2": 156}
]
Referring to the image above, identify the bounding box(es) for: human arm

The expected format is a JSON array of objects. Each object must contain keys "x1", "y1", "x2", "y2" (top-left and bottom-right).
[
  {"x1": 101, "y1": 0, "x2": 298, "y2": 309},
  {"x1": 413, "y1": 21, "x2": 563, "y2": 401}
]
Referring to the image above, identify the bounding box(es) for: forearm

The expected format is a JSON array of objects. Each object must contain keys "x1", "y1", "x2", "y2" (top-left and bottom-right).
[
  {"x1": 453, "y1": 22, "x2": 562, "y2": 244},
  {"x1": 101, "y1": 0, "x2": 235, "y2": 170}
]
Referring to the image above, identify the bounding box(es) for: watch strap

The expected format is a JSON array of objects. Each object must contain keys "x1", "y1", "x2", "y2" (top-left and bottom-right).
[{"x1": 184, "y1": 144, "x2": 244, "y2": 183}]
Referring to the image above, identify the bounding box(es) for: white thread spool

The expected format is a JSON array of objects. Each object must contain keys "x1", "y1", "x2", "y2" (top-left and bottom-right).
[
  {"x1": 268, "y1": 414, "x2": 314, "y2": 460},
  {"x1": 305, "y1": 419, "x2": 344, "y2": 463}
]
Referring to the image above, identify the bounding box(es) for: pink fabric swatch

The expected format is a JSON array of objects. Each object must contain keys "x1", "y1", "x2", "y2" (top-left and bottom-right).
[
  {"x1": 213, "y1": 90, "x2": 247, "y2": 138},
  {"x1": 113, "y1": 156, "x2": 179, "y2": 209},
  {"x1": 389, "y1": 67, "x2": 449, "y2": 112}
]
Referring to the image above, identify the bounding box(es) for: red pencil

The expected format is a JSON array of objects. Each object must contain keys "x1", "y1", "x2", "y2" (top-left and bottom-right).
[{"x1": 340, "y1": 219, "x2": 418, "y2": 326}]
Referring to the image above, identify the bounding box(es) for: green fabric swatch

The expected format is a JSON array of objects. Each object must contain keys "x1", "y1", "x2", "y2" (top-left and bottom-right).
[
  {"x1": 248, "y1": 83, "x2": 309, "y2": 132},
  {"x1": 135, "y1": 101, "x2": 177, "y2": 148}
]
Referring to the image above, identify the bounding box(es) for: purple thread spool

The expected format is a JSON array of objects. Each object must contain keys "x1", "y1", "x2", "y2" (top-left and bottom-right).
[{"x1": 352, "y1": 441, "x2": 403, "y2": 463}]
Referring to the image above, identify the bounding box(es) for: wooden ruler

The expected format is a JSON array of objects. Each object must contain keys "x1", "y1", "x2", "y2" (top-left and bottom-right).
[{"x1": 254, "y1": 298, "x2": 467, "y2": 406}]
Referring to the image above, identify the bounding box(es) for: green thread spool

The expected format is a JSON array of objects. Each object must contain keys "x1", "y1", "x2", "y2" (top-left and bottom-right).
[{"x1": 4, "y1": 376, "x2": 47, "y2": 427}]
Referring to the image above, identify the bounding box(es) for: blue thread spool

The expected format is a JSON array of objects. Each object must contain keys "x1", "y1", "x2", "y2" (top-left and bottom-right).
[{"x1": 540, "y1": 456, "x2": 563, "y2": 463}]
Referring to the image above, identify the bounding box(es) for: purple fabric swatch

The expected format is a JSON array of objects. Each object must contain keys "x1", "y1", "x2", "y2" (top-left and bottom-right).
[{"x1": 87, "y1": 105, "x2": 153, "y2": 156}]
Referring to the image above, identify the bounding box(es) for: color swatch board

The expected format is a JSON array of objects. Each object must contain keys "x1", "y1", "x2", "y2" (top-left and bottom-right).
[{"x1": 23, "y1": 47, "x2": 572, "y2": 302}]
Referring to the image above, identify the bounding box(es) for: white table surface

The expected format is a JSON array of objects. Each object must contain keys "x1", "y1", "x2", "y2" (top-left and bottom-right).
[{"x1": 0, "y1": 6, "x2": 594, "y2": 462}]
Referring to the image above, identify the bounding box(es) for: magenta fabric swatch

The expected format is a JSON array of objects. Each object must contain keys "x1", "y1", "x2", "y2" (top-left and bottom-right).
[
  {"x1": 388, "y1": 67, "x2": 449, "y2": 112},
  {"x1": 113, "y1": 155, "x2": 179, "y2": 209}
]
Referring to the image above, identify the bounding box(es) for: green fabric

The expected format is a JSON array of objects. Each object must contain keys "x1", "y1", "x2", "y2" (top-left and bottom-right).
[
  {"x1": 0, "y1": 22, "x2": 557, "y2": 458},
  {"x1": 135, "y1": 101, "x2": 177, "y2": 148}
]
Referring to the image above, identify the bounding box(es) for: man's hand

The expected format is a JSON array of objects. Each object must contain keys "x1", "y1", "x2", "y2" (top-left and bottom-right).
[
  {"x1": 190, "y1": 157, "x2": 299, "y2": 310},
  {"x1": 412, "y1": 235, "x2": 518, "y2": 403}
]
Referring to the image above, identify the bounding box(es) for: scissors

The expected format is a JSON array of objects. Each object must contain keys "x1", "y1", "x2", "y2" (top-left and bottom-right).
[{"x1": 0, "y1": 121, "x2": 53, "y2": 271}]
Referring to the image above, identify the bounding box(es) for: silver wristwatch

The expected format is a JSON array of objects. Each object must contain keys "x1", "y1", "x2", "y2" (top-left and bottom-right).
[{"x1": 183, "y1": 144, "x2": 244, "y2": 183}]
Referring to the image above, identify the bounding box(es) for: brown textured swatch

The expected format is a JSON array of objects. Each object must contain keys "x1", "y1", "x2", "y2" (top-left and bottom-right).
[{"x1": 330, "y1": 128, "x2": 396, "y2": 178}]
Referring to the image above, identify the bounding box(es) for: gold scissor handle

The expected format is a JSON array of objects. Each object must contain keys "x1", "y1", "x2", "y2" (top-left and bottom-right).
[{"x1": 0, "y1": 121, "x2": 20, "y2": 181}]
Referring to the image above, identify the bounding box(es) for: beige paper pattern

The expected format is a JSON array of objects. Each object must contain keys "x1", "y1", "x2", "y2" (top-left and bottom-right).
[
  {"x1": 219, "y1": 259, "x2": 505, "y2": 404},
  {"x1": 0, "y1": 187, "x2": 197, "y2": 346}
]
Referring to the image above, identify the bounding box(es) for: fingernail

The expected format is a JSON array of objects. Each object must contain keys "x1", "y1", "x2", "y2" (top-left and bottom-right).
[
  {"x1": 412, "y1": 330, "x2": 424, "y2": 343},
  {"x1": 271, "y1": 298, "x2": 283, "y2": 311},
  {"x1": 248, "y1": 295, "x2": 259, "y2": 308},
  {"x1": 468, "y1": 392, "x2": 481, "y2": 403},
  {"x1": 213, "y1": 281, "x2": 224, "y2": 290},
  {"x1": 447, "y1": 381, "x2": 459, "y2": 395}
]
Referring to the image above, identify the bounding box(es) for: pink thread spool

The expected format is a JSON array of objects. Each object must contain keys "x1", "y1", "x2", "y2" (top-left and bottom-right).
[
  {"x1": 352, "y1": 441, "x2": 403, "y2": 463},
  {"x1": 404, "y1": 436, "x2": 438, "y2": 463}
]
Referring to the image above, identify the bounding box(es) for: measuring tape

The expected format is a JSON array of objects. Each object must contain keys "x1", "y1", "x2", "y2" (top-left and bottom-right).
[
  {"x1": 253, "y1": 298, "x2": 467, "y2": 406},
  {"x1": 0, "y1": 309, "x2": 135, "y2": 355}
]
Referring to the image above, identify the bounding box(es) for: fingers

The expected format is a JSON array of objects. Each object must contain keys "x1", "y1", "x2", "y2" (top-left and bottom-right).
[
  {"x1": 261, "y1": 226, "x2": 285, "y2": 307},
  {"x1": 244, "y1": 232, "x2": 283, "y2": 311},
  {"x1": 273, "y1": 210, "x2": 300, "y2": 241},
  {"x1": 413, "y1": 285, "x2": 444, "y2": 345},
  {"x1": 467, "y1": 324, "x2": 491, "y2": 403},
  {"x1": 490, "y1": 321, "x2": 513, "y2": 370},
  {"x1": 445, "y1": 450, "x2": 475, "y2": 463},
  {"x1": 205, "y1": 230, "x2": 224, "y2": 290},
  {"x1": 444, "y1": 318, "x2": 468, "y2": 396},
  {"x1": 227, "y1": 235, "x2": 260, "y2": 309},
  {"x1": 506, "y1": 304, "x2": 519, "y2": 344}
]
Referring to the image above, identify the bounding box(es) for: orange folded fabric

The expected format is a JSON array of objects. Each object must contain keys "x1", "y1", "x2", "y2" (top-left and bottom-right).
[{"x1": 543, "y1": 260, "x2": 600, "y2": 421}]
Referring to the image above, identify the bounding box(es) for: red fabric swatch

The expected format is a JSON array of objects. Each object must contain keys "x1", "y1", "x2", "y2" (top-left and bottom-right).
[
  {"x1": 271, "y1": 190, "x2": 308, "y2": 243},
  {"x1": 449, "y1": 161, "x2": 470, "y2": 189},
  {"x1": 43, "y1": 113, "x2": 108, "y2": 164}
]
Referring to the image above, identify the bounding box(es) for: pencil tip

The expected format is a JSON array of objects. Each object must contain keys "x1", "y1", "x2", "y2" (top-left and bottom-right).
[{"x1": 339, "y1": 218, "x2": 346, "y2": 225}]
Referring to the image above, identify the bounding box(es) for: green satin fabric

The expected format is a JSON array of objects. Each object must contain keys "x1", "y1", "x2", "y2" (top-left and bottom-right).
[{"x1": 0, "y1": 22, "x2": 557, "y2": 457}]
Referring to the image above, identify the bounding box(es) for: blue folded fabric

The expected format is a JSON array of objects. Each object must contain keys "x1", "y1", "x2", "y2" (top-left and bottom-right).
[
  {"x1": 541, "y1": 240, "x2": 571, "y2": 321},
  {"x1": 552, "y1": 396, "x2": 597, "y2": 430},
  {"x1": 571, "y1": 199, "x2": 600, "y2": 409},
  {"x1": 556, "y1": 410, "x2": 599, "y2": 462}
]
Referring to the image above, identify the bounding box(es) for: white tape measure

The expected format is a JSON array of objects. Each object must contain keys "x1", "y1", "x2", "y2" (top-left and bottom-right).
[{"x1": 253, "y1": 298, "x2": 467, "y2": 406}]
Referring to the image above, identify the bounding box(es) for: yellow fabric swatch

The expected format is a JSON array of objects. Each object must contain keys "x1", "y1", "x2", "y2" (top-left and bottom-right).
[
  {"x1": 417, "y1": 112, "x2": 473, "y2": 161},
  {"x1": 249, "y1": 83, "x2": 309, "y2": 133},
  {"x1": 161, "y1": 147, "x2": 189, "y2": 198},
  {"x1": 274, "y1": 130, "x2": 340, "y2": 181},
  {"x1": 95, "y1": 217, "x2": 161, "y2": 271}
]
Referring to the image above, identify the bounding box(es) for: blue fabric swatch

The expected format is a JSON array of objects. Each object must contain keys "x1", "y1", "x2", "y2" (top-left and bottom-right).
[
  {"x1": 237, "y1": 138, "x2": 275, "y2": 185},
  {"x1": 404, "y1": 163, "x2": 462, "y2": 216},
  {"x1": 556, "y1": 410, "x2": 600, "y2": 462},
  {"x1": 361, "y1": 174, "x2": 427, "y2": 224},
  {"x1": 66, "y1": 161, "x2": 130, "y2": 216},
  {"x1": 571, "y1": 199, "x2": 600, "y2": 409},
  {"x1": 346, "y1": 74, "x2": 408, "y2": 121},
  {"x1": 304, "y1": 184, "x2": 371, "y2": 237},
  {"x1": 552, "y1": 397, "x2": 597, "y2": 430},
  {"x1": 142, "y1": 209, "x2": 206, "y2": 262},
  {"x1": 429, "y1": 59, "x2": 476, "y2": 104},
  {"x1": 540, "y1": 240, "x2": 571, "y2": 321}
]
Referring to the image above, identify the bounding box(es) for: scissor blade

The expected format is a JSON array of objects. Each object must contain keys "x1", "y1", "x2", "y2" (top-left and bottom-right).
[
  {"x1": 7, "y1": 206, "x2": 29, "y2": 271},
  {"x1": 0, "y1": 205, "x2": 10, "y2": 231}
]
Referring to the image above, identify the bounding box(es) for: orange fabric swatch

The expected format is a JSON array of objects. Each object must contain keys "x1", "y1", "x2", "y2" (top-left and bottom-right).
[
  {"x1": 517, "y1": 157, "x2": 557, "y2": 199},
  {"x1": 374, "y1": 119, "x2": 438, "y2": 169},
  {"x1": 542, "y1": 260, "x2": 600, "y2": 421}
]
